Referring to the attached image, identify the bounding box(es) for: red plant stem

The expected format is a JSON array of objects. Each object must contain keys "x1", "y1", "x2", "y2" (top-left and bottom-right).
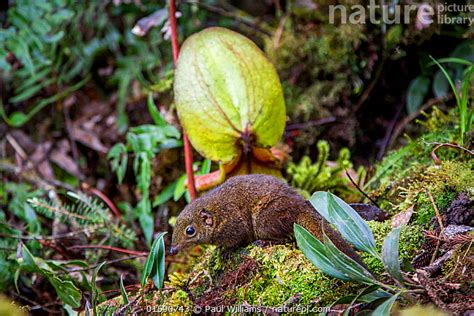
[
  {"x1": 169, "y1": 0, "x2": 197, "y2": 200},
  {"x1": 82, "y1": 183, "x2": 124, "y2": 224},
  {"x1": 68, "y1": 245, "x2": 147, "y2": 256}
]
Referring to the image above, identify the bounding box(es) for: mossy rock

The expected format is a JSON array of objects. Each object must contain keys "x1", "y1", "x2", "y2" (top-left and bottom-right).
[
  {"x1": 99, "y1": 108, "x2": 471, "y2": 313},
  {"x1": 99, "y1": 224, "x2": 424, "y2": 312},
  {"x1": 367, "y1": 108, "x2": 473, "y2": 226}
]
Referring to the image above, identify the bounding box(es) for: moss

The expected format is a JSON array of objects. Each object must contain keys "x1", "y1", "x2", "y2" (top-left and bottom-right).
[
  {"x1": 97, "y1": 296, "x2": 121, "y2": 315},
  {"x1": 368, "y1": 108, "x2": 460, "y2": 195},
  {"x1": 441, "y1": 237, "x2": 474, "y2": 283},
  {"x1": 98, "y1": 219, "x2": 423, "y2": 313},
  {"x1": 363, "y1": 221, "x2": 425, "y2": 276},
  {"x1": 233, "y1": 245, "x2": 360, "y2": 307},
  {"x1": 0, "y1": 295, "x2": 26, "y2": 316},
  {"x1": 127, "y1": 218, "x2": 424, "y2": 310},
  {"x1": 399, "y1": 305, "x2": 449, "y2": 316},
  {"x1": 263, "y1": 3, "x2": 366, "y2": 122},
  {"x1": 162, "y1": 289, "x2": 193, "y2": 311},
  {"x1": 368, "y1": 108, "x2": 473, "y2": 227},
  {"x1": 99, "y1": 108, "x2": 471, "y2": 312},
  {"x1": 99, "y1": 216, "x2": 426, "y2": 312}
]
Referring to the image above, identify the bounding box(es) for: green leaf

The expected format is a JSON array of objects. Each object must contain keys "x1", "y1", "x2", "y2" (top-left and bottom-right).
[
  {"x1": 141, "y1": 232, "x2": 167, "y2": 289},
  {"x1": 329, "y1": 295, "x2": 357, "y2": 309},
  {"x1": 138, "y1": 201, "x2": 153, "y2": 246},
  {"x1": 432, "y1": 70, "x2": 449, "y2": 98},
  {"x1": 372, "y1": 293, "x2": 400, "y2": 316},
  {"x1": 20, "y1": 245, "x2": 82, "y2": 308},
  {"x1": 9, "y1": 112, "x2": 29, "y2": 126},
  {"x1": 323, "y1": 234, "x2": 376, "y2": 285},
  {"x1": 137, "y1": 152, "x2": 151, "y2": 193},
  {"x1": 435, "y1": 57, "x2": 473, "y2": 66},
  {"x1": 406, "y1": 76, "x2": 430, "y2": 114},
  {"x1": 459, "y1": 66, "x2": 473, "y2": 139},
  {"x1": 173, "y1": 175, "x2": 187, "y2": 201},
  {"x1": 120, "y1": 274, "x2": 129, "y2": 304},
  {"x1": 14, "y1": 67, "x2": 51, "y2": 94},
  {"x1": 174, "y1": 27, "x2": 286, "y2": 163},
  {"x1": 46, "y1": 272, "x2": 82, "y2": 308},
  {"x1": 147, "y1": 93, "x2": 167, "y2": 126},
  {"x1": 429, "y1": 56, "x2": 460, "y2": 107},
  {"x1": 309, "y1": 192, "x2": 379, "y2": 258},
  {"x1": 343, "y1": 285, "x2": 380, "y2": 316},
  {"x1": 358, "y1": 290, "x2": 392, "y2": 303},
  {"x1": 382, "y1": 226, "x2": 404, "y2": 284},
  {"x1": 199, "y1": 159, "x2": 212, "y2": 175},
  {"x1": 450, "y1": 40, "x2": 474, "y2": 63},
  {"x1": 117, "y1": 75, "x2": 131, "y2": 134},
  {"x1": 159, "y1": 138, "x2": 183, "y2": 150},
  {"x1": 107, "y1": 143, "x2": 128, "y2": 184},
  {"x1": 151, "y1": 232, "x2": 166, "y2": 289},
  {"x1": 92, "y1": 261, "x2": 106, "y2": 315},
  {"x1": 294, "y1": 224, "x2": 350, "y2": 281},
  {"x1": 385, "y1": 25, "x2": 402, "y2": 49},
  {"x1": 1, "y1": 76, "x2": 89, "y2": 127},
  {"x1": 153, "y1": 181, "x2": 177, "y2": 207},
  {"x1": 9, "y1": 78, "x2": 54, "y2": 103}
]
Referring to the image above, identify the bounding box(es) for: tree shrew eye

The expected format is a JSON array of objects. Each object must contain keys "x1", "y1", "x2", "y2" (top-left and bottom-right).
[{"x1": 185, "y1": 226, "x2": 196, "y2": 236}]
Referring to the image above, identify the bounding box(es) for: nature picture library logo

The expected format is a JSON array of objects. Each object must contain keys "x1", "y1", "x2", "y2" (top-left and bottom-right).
[{"x1": 329, "y1": 1, "x2": 473, "y2": 28}]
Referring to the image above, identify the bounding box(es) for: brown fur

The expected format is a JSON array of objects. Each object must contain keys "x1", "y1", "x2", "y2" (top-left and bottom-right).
[{"x1": 170, "y1": 174, "x2": 362, "y2": 263}]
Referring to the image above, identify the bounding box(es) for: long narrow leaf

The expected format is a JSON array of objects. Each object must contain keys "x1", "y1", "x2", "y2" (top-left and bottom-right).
[
  {"x1": 323, "y1": 234, "x2": 376, "y2": 285},
  {"x1": 382, "y1": 227, "x2": 404, "y2": 284},
  {"x1": 151, "y1": 232, "x2": 167, "y2": 289},
  {"x1": 372, "y1": 293, "x2": 400, "y2": 316},
  {"x1": 147, "y1": 93, "x2": 167, "y2": 127},
  {"x1": 343, "y1": 285, "x2": 380, "y2": 316},
  {"x1": 141, "y1": 232, "x2": 167, "y2": 289},
  {"x1": 358, "y1": 290, "x2": 392, "y2": 303},
  {"x1": 310, "y1": 192, "x2": 379, "y2": 258},
  {"x1": 429, "y1": 56, "x2": 460, "y2": 106},
  {"x1": 460, "y1": 66, "x2": 473, "y2": 137},
  {"x1": 435, "y1": 57, "x2": 474, "y2": 66},
  {"x1": 294, "y1": 224, "x2": 350, "y2": 281},
  {"x1": 92, "y1": 261, "x2": 106, "y2": 316},
  {"x1": 141, "y1": 242, "x2": 157, "y2": 288},
  {"x1": 120, "y1": 274, "x2": 129, "y2": 304}
]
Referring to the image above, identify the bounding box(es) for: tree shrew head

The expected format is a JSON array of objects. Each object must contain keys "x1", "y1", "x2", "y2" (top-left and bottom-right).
[{"x1": 169, "y1": 195, "x2": 216, "y2": 255}]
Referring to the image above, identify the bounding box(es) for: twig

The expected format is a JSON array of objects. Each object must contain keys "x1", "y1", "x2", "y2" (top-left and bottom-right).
[
  {"x1": 67, "y1": 245, "x2": 147, "y2": 256},
  {"x1": 170, "y1": 0, "x2": 197, "y2": 201},
  {"x1": 426, "y1": 189, "x2": 443, "y2": 265},
  {"x1": 61, "y1": 255, "x2": 143, "y2": 274},
  {"x1": 430, "y1": 142, "x2": 474, "y2": 165},
  {"x1": 345, "y1": 169, "x2": 380, "y2": 207},
  {"x1": 376, "y1": 103, "x2": 403, "y2": 161},
  {"x1": 353, "y1": 58, "x2": 386, "y2": 113},
  {"x1": 273, "y1": 14, "x2": 288, "y2": 49},
  {"x1": 426, "y1": 189, "x2": 444, "y2": 231},
  {"x1": 6, "y1": 133, "x2": 28, "y2": 160},
  {"x1": 0, "y1": 157, "x2": 74, "y2": 192},
  {"x1": 389, "y1": 95, "x2": 451, "y2": 147},
  {"x1": 62, "y1": 98, "x2": 80, "y2": 166},
  {"x1": 0, "y1": 227, "x2": 99, "y2": 240},
  {"x1": 11, "y1": 292, "x2": 60, "y2": 314},
  {"x1": 37, "y1": 239, "x2": 69, "y2": 258},
  {"x1": 441, "y1": 239, "x2": 473, "y2": 281},
  {"x1": 113, "y1": 296, "x2": 140, "y2": 316},
  {"x1": 30, "y1": 199, "x2": 89, "y2": 221},
  {"x1": 81, "y1": 182, "x2": 124, "y2": 223}
]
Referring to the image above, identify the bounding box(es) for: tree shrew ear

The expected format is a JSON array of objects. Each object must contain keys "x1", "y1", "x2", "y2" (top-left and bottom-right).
[{"x1": 200, "y1": 209, "x2": 213, "y2": 226}]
